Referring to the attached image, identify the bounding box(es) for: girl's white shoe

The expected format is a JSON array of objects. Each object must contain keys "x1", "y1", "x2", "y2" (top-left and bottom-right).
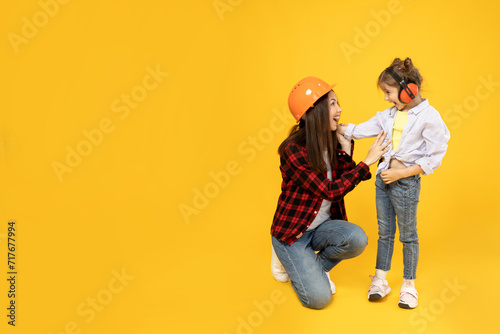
[
  {"x1": 368, "y1": 275, "x2": 391, "y2": 301},
  {"x1": 271, "y1": 246, "x2": 289, "y2": 282},
  {"x1": 398, "y1": 280, "x2": 418, "y2": 309}
]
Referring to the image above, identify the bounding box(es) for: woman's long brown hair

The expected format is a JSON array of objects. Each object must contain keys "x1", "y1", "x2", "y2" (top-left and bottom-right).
[{"x1": 278, "y1": 92, "x2": 338, "y2": 173}]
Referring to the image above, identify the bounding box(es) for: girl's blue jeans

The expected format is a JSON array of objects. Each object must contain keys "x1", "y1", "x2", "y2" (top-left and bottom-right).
[
  {"x1": 272, "y1": 220, "x2": 368, "y2": 309},
  {"x1": 375, "y1": 173, "x2": 421, "y2": 280}
]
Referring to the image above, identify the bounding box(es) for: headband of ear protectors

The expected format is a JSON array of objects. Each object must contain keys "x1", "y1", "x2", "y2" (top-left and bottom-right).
[{"x1": 385, "y1": 67, "x2": 418, "y2": 104}]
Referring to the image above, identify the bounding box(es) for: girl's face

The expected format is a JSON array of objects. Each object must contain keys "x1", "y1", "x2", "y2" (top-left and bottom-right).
[
  {"x1": 379, "y1": 82, "x2": 406, "y2": 111},
  {"x1": 327, "y1": 90, "x2": 342, "y2": 131}
]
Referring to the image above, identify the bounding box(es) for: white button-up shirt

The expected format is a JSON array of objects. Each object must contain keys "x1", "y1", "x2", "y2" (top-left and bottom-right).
[{"x1": 344, "y1": 99, "x2": 450, "y2": 176}]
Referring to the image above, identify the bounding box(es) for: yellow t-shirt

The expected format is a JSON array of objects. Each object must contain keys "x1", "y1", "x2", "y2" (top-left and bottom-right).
[{"x1": 392, "y1": 110, "x2": 408, "y2": 151}]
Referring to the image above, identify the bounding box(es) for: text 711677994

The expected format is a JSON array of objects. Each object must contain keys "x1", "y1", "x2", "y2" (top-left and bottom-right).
[{"x1": 7, "y1": 221, "x2": 17, "y2": 326}]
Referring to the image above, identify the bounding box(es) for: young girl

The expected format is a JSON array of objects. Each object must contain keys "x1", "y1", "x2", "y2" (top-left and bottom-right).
[
  {"x1": 337, "y1": 58, "x2": 450, "y2": 309},
  {"x1": 270, "y1": 76, "x2": 390, "y2": 309}
]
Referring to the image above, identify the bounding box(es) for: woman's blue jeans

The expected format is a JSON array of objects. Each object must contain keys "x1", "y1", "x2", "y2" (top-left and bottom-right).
[
  {"x1": 272, "y1": 220, "x2": 368, "y2": 309},
  {"x1": 375, "y1": 173, "x2": 421, "y2": 280}
]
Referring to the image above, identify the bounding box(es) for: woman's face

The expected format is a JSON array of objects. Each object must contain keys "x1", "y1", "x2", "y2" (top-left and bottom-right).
[{"x1": 327, "y1": 90, "x2": 342, "y2": 131}]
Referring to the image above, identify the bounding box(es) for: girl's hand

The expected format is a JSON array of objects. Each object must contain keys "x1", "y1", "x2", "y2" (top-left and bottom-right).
[
  {"x1": 362, "y1": 131, "x2": 391, "y2": 166},
  {"x1": 380, "y1": 169, "x2": 404, "y2": 184}
]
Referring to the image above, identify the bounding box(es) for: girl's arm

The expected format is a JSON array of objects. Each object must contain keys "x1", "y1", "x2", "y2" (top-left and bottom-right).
[
  {"x1": 380, "y1": 164, "x2": 424, "y2": 184},
  {"x1": 342, "y1": 113, "x2": 385, "y2": 140},
  {"x1": 380, "y1": 112, "x2": 450, "y2": 183},
  {"x1": 282, "y1": 133, "x2": 389, "y2": 202},
  {"x1": 414, "y1": 116, "x2": 451, "y2": 175},
  {"x1": 282, "y1": 144, "x2": 370, "y2": 203}
]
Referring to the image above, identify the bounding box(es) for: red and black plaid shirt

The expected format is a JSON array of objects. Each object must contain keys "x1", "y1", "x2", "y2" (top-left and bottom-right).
[{"x1": 271, "y1": 141, "x2": 371, "y2": 245}]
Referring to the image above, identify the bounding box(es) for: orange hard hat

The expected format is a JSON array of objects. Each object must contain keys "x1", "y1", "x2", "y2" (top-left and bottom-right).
[{"x1": 288, "y1": 76, "x2": 336, "y2": 122}]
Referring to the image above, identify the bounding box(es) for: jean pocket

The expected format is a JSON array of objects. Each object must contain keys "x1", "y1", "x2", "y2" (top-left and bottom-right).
[
  {"x1": 396, "y1": 175, "x2": 420, "y2": 189},
  {"x1": 396, "y1": 178, "x2": 410, "y2": 188}
]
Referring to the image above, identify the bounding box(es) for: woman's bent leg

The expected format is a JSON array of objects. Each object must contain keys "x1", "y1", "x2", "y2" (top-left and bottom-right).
[
  {"x1": 310, "y1": 220, "x2": 368, "y2": 272},
  {"x1": 272, "y1": 234, "x2": 332, "y2": 309}
]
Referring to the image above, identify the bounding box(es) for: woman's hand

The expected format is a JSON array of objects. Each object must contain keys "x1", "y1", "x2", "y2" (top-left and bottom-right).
[
  {"x1": 336, "y1": 131, "x2": 351, "y2": 156},
  {"x1": 337, "y1": 123, "x2": 347, "y2": 135},
  {"x1": 362, "y1": 131, "x2": 391, "y2": 166}
]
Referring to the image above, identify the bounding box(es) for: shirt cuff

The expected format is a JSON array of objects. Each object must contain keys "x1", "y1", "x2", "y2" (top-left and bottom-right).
[
  {"x1": 415, "y1": 157, "x2": 433, "y2": 176},
  {"x1": 344, "y1": 123, "x2": 356, "y2": 140},
  {"x1": 357, "y1": 161, "x2": 372, "y2": 180}
]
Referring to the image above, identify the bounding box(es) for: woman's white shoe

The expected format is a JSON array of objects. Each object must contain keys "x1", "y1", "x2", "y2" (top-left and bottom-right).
[
  {"x1": 271, "y1": 246, "x2": 289, "y2": 283},
  {"x1": 326, "y1": 271, "x2": 336, "y2": 295}
]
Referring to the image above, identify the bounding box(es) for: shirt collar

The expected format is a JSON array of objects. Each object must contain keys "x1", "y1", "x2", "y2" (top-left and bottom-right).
[
  {"x1": 409, "y1": 99, "x2": 428, "y2": 115},
  {"x1": 389, "y1": 99, "x2": 429, "y2": 116}
]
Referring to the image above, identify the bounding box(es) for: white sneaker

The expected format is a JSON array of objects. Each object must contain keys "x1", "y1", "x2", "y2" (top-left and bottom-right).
[
  {"x1": 368, "y1": 275, "x2": 391, "y2": 301},
  {"x1": 399, "y1": 280, "x2": 418, "y2": 309},
  {"x1": 326, "y1": 271, "x2": 336, "y2": 295},
  {"x1": 271, "y1": 246, "x2": 289, "y2": 283}
]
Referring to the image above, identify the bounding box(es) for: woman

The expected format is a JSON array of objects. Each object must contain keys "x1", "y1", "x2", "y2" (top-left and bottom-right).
[{"x1": 270, "y1": 76, "x2": 390, "y2": 309}]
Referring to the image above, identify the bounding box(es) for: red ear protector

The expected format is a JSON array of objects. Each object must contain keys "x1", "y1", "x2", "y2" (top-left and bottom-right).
[{"x1": 385, "y1": 67, "x2": 418, "y2": 104}]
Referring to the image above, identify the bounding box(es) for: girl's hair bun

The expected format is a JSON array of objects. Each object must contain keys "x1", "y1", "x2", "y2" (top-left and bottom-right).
[
  {"x1": 378, "y1": 57, "x2": 423, "y2": 88},
  {"x1": 402, "y1": 57, "x2": 414, "y2": 72}
]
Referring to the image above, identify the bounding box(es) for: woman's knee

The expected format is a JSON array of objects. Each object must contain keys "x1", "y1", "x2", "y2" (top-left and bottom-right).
[
  {"x1": 349, "y1": 225, "x2": 368, "y2": 255},
  {"x1": 300, "y1": 291, "x2": 332, "y2": 310}
]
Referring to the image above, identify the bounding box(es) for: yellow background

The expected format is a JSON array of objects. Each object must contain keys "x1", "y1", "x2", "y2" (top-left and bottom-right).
[{"x1": 1, "y1": 0, "x2": 499, "y2": 333}]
